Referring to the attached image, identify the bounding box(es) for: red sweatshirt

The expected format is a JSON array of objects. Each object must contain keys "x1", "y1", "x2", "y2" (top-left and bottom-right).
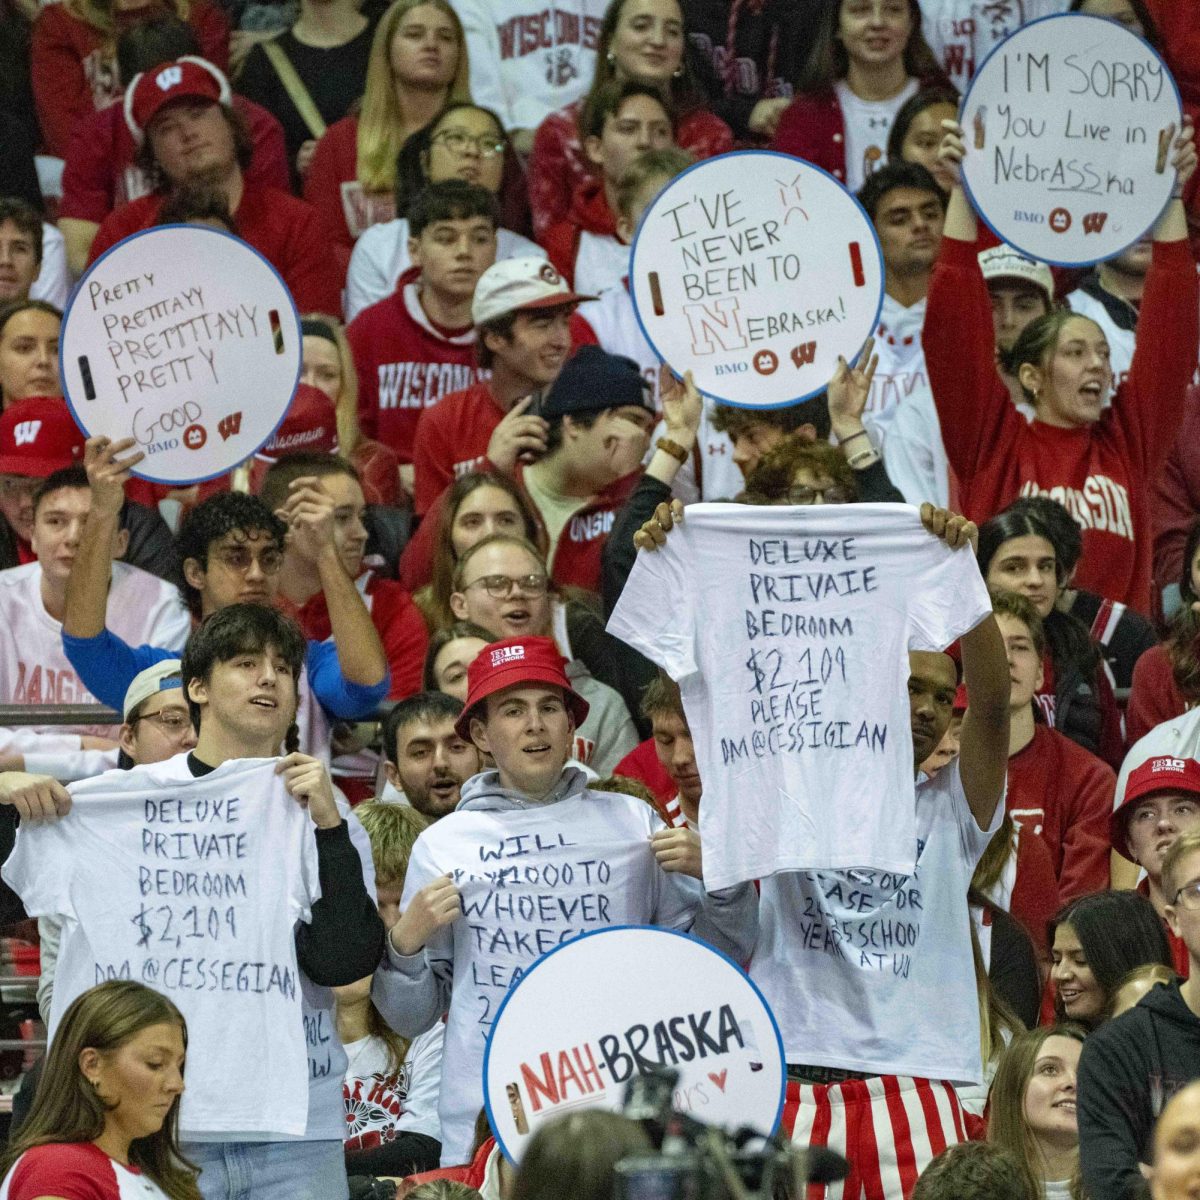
[
  {"x1": 925, "y1": 236, "x2": 1199, "y2": 614},
  {"x1": 1127, "y1": 643, "x2": 1193, "y2": 748},
  {"x1": 292, "y1": 572, "x2": 428, "y2": 701},
  {"x1": 31, "y1": 1, "x2": 229, "y2": 158},
  {"x1": 303, "y1": 115, "x2": 396, "y2": 282},
  {"x1": 541, "y1": 177, "x2": 619, "y2": 289},
  {"x1": 60, "y1": 95, "x2": 288, "y2": 224},
  {"x1": 345, "y1": 269, "x2": 487, "y2": 465},
  {"x1": 89, "y1": 182, "x2": 341, "y2": 316},
  {"x1": 1006, "y1": 724, "x2": 1115, "y2": 902},
  {"x1": 411, "y1": 381, "x2": 504, "y2": 516},
  {"x1": 1153, "y1": 386, "x2": 1200, "y2": 617},
  {"x1": 1009, "y1": 823, "x2": 1060, "y2": 964}
]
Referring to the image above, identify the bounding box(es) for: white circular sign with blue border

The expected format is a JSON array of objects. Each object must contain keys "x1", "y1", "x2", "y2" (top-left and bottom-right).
[
  {"x1": 60, "y1": 225, "x2": 301, "y2": 485},
  {"x1": 960, "y1": 13, "x2": 1183, "y2": 266},
  {"x1": 629, "y1": 151, "x2": 884, "y2": 411},
  {"x1": 483, "y1": 925, "x2": 786, "y2": 1163}
]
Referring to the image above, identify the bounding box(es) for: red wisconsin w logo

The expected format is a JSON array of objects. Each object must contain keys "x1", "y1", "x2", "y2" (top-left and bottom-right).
[
  {"x1": 1082, "y1": 212, "x2": 1108, "y2": 234},
  {"x1": 218, "y1": 412, "x2": 242, "y2": 441},
  {"x1": 791, "y1": 341, "x2": 817, "y2": 368}
]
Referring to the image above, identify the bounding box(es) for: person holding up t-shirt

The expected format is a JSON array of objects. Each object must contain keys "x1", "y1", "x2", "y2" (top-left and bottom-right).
[
  {"x1": 615, "y1": 502, "x2": 1009, "y2": 1198},
  {"x1": 4, "y1": 604, "x2": 386, "y2": 1200},
  {"x1": 372, "y1": 634, "x2": 757, "y2": 1165}
]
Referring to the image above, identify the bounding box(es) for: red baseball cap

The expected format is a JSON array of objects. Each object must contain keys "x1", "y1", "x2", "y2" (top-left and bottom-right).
[
  {"x1": 0, "y1": 397, "x2": 85, "y2": 477},
  {"x1": 1111, "y1": 755, "x2": 1200, "y2": 855},
  {"x1": 249, "y1": 384, "x2": 340, "y2": 490},
  {"x1": 455, "y1": 636, "x2": 590, "y2": 741},
  {"x1": 124, "y1": 57, "x2": 231, "y2": 142}
]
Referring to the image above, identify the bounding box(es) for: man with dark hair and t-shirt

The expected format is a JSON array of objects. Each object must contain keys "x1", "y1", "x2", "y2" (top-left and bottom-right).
[{"x1": 381, "y1": 691, "x2": 482, "y2": 819}]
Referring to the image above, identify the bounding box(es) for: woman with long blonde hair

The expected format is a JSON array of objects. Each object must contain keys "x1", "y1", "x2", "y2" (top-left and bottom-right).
[
  {"x1": 305, "y1": 0, "x2": 469, "y2": 272},
  {"x1": 31, "y1": 0, "x2": 228, "y2": 158},
  {"x1": 988, "y1": 1024, "x2": 1088, "y2": 1200},
  {"x1": 0, "y1": 980, "x2": 200, "y2": 1199}
]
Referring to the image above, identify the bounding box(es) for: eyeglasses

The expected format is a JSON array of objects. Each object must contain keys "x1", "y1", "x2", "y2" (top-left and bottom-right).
[
  {"x1": 1174, "y1": 880, "x2": 1200, "y2": 911},
  {"x1": 212, "y1": 547, "x2": 284, "y2": 574},
  {"x1": 462, "y1": 573, "x2": 549, "y2": 599},
  {"x1": 132, "y1": 708, "x2": 193, "y2": 734},
  {"x1": 786, "y1": 484, "x2": 856, "y2": 505},
  {"x1": 431, "y1": 129, "x2": 507, "y2": 158}
]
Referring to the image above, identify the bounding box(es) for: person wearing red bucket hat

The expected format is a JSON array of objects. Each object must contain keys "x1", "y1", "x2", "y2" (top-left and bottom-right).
[
  {"x1": 372, "y1": 631, "x2": 757, "y2": 1166},
  {"x1": 88, "y1": 57, "x2": 340, "y2": 315}
]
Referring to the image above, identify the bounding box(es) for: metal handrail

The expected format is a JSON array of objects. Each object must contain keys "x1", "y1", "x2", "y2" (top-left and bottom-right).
[{"x1": 0, "y1": 704, "x2": 120, "y2": 727}]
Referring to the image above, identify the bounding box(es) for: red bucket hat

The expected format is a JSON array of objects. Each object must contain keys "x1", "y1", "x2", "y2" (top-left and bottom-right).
[
  {"x1": 1111, "y1": 755, "x2": 1200, "y2": 857},
  {"x1": 455, "y1": 636, "x2": 590, "y2": 741},
  {"x1": 0, "y1": 397, "x2": 85, "y2": 477}
]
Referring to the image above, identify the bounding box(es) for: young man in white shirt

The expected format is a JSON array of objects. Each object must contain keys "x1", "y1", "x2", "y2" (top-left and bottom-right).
[
  {"x1": 372, "y1": 634, "x2": 757, "y2": 1164},
  {"x1": 0, "y1": 464, "x2": 190, "y2": 780}
]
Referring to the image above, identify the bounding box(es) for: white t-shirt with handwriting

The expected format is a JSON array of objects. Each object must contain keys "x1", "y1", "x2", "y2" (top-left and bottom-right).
[
  {"x1": 608, "y1": 503, "x2": 993, "y2": 889},
  {"x1": 751, "y1": 761, "x2": 1001, "y2": 1085},
  {"x1": 2, "y1": 756, "x2": 319, "y2": 1137}
]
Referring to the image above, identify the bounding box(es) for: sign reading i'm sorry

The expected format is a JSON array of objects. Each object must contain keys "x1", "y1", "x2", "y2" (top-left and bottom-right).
[
  {"x1": 61, "y1": 225, "x2": 301, "y2": 484},
  {"x1": 629, "y1": 151, "x2": 885, "y2": 410}
]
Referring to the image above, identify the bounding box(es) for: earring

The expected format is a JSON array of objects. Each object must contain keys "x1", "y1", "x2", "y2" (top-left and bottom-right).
[
  {"x1": 606, "y1": 51, "x2": 616, "y2": 67},
  {"x1": 673, "y1": 65, "x2": 684, "y2": 77}
]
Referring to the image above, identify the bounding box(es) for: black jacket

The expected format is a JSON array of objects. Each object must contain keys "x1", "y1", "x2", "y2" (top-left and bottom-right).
[{"x1": 1078, "y1": 980, "x2": 1200, "y2": 1200}]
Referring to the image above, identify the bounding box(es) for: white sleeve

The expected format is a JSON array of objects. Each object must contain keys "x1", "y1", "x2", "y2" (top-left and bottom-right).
[
  {"x1": 456, "y1": 0, "x2": 513, "y2": 128},
  {"x1": 2, "y1": 820, "x2": 72, "y2": 921},
  {"x1": 906, "y1": 531, "x2": 994, "y2": 653},
  {"x1": 881, "y1": 401, "x2": 948, "y2": 507},
  {"x1": 23, "y1": 747, "x2": 119, "y2": 782},
  {"x1": 395, "y1": 1023, "x2": 444, "y2": 1140},
  {"x1": 142, "y1": 593, "x2": 192, "y2": 653},
  {"x1": 345, "y1": 229, "x2": 394, "y2": 322},
  {"x1": 0, "y1": 728, "x2": 83, "y2": 757},
  {"x1": 30, "y1": 224, "x2": 70, "y2": 308},
  {"x1": 606, "y1": 537, "x2": 699, "y2": 684}
]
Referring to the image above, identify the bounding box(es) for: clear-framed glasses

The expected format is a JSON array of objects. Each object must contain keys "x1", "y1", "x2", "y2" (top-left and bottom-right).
[
  {"x1": 431, "y1": 129, "x2": 507, "y2": 158},
  {"x1": 212, "y1": 546, "x2": 284, "y2": 575},
  {"x1": 463, "y1": 573, "x2": 549, "y2": 599},
  {"x1": 787, "y1": 484, "x2": 856, "y2": 506},
  {"x1": 1174, "y1": 880, "x2": 1200, "y2": 911},
  {"x1": 133, "y1": 708, "x2": 193, "y2": 734}
]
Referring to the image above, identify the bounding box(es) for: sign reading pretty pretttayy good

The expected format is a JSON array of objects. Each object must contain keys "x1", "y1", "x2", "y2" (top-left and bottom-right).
[
  {"x1": 483, "y1": 926, "x2": 785, "y2": 1162},
  {"x1": 960, "y1": 14, "x2": 1183, "y2": 265},
  {"x1": 629, "y1": 152, "x2": 884, "y2": 410},
  {"x1": 60, "y1": 226, "x2": 301, "y2": 484}
]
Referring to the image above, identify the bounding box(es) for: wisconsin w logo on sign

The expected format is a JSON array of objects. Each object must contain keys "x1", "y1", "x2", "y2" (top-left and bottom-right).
[
  {"x1": 13, "y1": 421, "x2": 41, "y2": 447},
  {"x1": 218, "y1": 412, "x2": 242, "y2": 441},
  {"x1": 155, "y1": 66, "x2": 183, "y2": 91}
]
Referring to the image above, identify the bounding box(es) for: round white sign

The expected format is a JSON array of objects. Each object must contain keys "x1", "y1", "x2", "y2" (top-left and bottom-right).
[
  {"x1": 483, "y1": 926, "x2": 786, "y2": 1162},
  {"x1": 960, "y1": 13, "x2": 1183, "y2": 266},
  {"x1": 60, "y1": 225, "x2": 301, "y2": 485},
  {"x1": 629, "y1": 151, "x2": 884, "y2": 410}
]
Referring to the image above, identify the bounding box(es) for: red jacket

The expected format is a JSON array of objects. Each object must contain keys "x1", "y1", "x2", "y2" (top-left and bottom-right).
[
  {"x1": 529, "y1": 100, "x2": 733, "y2": 238},
  {"x1": 31, "y1": 1, "x2": 229, "y2": 158},
  {"x1": 1009, "y1": 822, "x2": 1060, "y2": 963},
  {"x1": 1153, "y1": 386, "x2": 1200, "y2": 617},
  {"x1": 411, "y1": 381, "x2": 505, "y2": 516},
  {"x1": 304, "y1": 115, "x2": 397, "y2": 282},
  {"x1": 291, "y1": 572, "x2": 428, "y2": 701},
  {"x1": 60, "y1": 95, "x2": 288, "y2": 224},
  {"x1": 400, "y1": 1137, "x2": 494, "y2": 1196},
  {"x1": 89, "y1": 182, "x2": 342, "y2": 316},
  {"x1": 1127, "y1": 643, "x2": 1192, "y2": 748},
  {"x1": 541, "y1": 177, "x2": 618, "y2": 287},
  {"x1": 925, "y1": 236, "x2": 1199, "y2": 614},
  {"x1": 345, "y1": 269, "x2": 487, "y2": 465},
  {"x1": 1006, "y1": 724, "x2": 1115, "y2": 902}
]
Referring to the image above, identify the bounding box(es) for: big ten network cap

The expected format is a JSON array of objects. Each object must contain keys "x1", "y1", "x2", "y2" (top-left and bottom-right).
[
  {"x1": 125, "y1": 57, "x2": 232, "y2": 142},
  {"x1": 541, "y1": 345, "x2": 654, "y2": 419},
  {"x1": 471, "y1": 258, "x2": 595, "y2": 327},
  {"x1": 454, "y1": 636, "x2": 590, "y2": 740},
  {"x1": 978, "y1": 245, "x2": 1054, "y2": 305},
  {"x1": 123, "y1": 659, "x2": 185, "y2": 722},
  {"x1": 0, "y1": 397, "x2": 85, "y2": 477},
  {"x1": 1111, "y1": 755, "x2": 1200, "y2": 856}
]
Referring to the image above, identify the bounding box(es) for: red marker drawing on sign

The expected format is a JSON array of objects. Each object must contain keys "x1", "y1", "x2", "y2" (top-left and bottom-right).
[{"x1": 849, "y1": 242, "x2": 865, "y2": 287}]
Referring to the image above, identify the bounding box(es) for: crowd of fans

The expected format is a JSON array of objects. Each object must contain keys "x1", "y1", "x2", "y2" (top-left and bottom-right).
[{"x1": 0, "y1": 0, "x2": 1198, "y2": 1197}]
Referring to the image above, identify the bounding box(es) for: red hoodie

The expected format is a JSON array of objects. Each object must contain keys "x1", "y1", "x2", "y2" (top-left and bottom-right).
[
  {"x1": 60, "y1": 95, "x2": 288, "y2": 224},
  {"x1": 345, "y1": 268, "x2": 488, "y2": 465},
  {"x1": 31, "y1": 1, "x2": 229, "y2": 158},
  {"x1": 541, "y1": 177, "x2": 620, "y2": 289},
  {"x1": 1006, "y1": 724, "x2": 1116, "y2": 902},
  {"x1": 411, "y1": 381, "x2": 505, "y2": 516},
  {"x1": 924, "y1": 236, "x2": 1199, "y2": 614}
]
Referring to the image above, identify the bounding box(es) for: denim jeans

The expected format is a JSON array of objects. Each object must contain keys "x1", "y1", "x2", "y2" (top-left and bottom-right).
[{"x1": 183, "y1": 1139, "x2": 347, "y2": 1200}]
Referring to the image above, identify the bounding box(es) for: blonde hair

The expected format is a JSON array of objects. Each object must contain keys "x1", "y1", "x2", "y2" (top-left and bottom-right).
[
  {"x1": 301, "y1": 314, "x2": 361, "y2": 457},
  {"x1": 66, "y1": 0, "x2": 189, "y2": 38},
  {"x1": 1109, "y1": 963, "x2": 1175, "y2": 1019},
  {"x1": 356, "y1": 0, "x2": 471, "y2": 193},
  {"x1": 1163, "y1": 828, "x2": 1200, "y2": 906},
  {"x1": 353, "y1": 800, "x2": 429, "y2": 886}
]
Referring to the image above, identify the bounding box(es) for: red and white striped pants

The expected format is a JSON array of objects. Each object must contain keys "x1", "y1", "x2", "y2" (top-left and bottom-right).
[{"x1": 782, "y1": 1075, "x2": 972, "y2": 1200}]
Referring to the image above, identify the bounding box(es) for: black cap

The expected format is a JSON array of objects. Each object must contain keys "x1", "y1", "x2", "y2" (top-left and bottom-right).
[{"x1": 541, "y1": 345, "x2": 652, "y2": 418}]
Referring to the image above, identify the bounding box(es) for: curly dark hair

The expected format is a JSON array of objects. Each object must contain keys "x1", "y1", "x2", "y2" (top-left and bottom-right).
[
  {"x1": 176, "y1": 493, "x2": 285, "y2": 618},
  {"x1": 743, "y1": 435, "x2": 857, "y2": 503},
  {"x1": 135, "y1": 104, "x2": 254, "y2": 192}
]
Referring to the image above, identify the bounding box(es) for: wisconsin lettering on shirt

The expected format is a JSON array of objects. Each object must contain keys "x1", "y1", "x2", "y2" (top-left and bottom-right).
[
  {"x1": 1018, "y1": 475, "x2": 1133, "y2": 540},
  {"x1": 497, "y1": 11, "x2": 601, "y2": 59},
  {"x1": 378, "y1": 362, "x2": 480, "y2": 410},
  {"x1": 13, "y1": 663, "x2": 97, "y2": 706},
  {"x1": 567, "y1": 510, "x2": 614, "y2": 545}
]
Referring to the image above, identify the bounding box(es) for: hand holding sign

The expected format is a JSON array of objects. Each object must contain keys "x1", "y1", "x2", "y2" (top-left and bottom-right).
[
  {"x1": 390, "y1": 874, "x2": 462, "y2": 957},
  {"x1": 85, "y1": 436, "x2": 145, "y2": 519},
  {"x1": 276, "y1": 753, "x2": 340, "y2": 830}
]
